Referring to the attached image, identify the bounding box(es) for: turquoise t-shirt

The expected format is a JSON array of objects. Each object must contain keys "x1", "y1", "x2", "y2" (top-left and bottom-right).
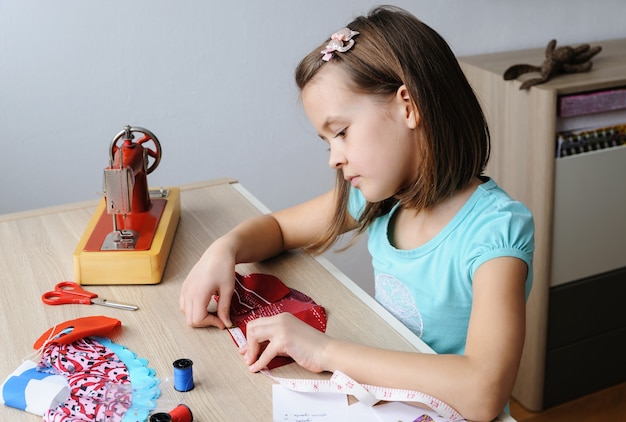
[{"x1": 348, "y1": 178, "x2": 534, "y2": 355}]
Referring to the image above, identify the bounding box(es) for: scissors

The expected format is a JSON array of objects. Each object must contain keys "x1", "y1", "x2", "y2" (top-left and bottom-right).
[{"x1": 42, "y1": 281, "x2": 138, "y2": 311}]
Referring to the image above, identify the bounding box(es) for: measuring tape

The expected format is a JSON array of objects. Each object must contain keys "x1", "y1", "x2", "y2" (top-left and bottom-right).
[{"x1": 228, "y1": 327, "x2": 465, "y2": 421}]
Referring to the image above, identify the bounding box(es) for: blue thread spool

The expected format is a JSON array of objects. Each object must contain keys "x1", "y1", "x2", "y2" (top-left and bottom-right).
[{"x1": 173, "y1": 358, "x2": 194, "y2": 392}]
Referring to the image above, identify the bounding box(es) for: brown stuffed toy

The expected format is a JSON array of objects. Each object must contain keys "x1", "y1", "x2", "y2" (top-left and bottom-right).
[{"x1": 503, "y1": 39, "x2": 602, "y2": 90}]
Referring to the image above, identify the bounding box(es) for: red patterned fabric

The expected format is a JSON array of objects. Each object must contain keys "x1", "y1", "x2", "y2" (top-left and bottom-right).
[
  {"x1": 228, "y1": 273, "x2": 327, "y2": 369},
  {"x1": 38, "y1": 338, "x2": 131, "y2": 422}
]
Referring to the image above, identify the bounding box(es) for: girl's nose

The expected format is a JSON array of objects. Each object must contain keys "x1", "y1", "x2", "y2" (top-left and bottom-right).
[{"x1": 328, "y1": 144, "x2": 346, "y2": 169}]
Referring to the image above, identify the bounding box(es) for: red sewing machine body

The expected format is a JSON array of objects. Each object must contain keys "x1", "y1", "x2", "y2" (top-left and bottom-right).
[
  {"x1": 112, "y1": 138, "x2": 151, "y2": 213},
  {"x1": 83, "y1": 126, "x2": 165, "y2": 251}
]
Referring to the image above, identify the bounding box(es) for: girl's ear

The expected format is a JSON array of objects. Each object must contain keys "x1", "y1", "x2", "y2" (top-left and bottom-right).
[{"x1": 396, "y1": 85, "x2": 419, "y2": 129}]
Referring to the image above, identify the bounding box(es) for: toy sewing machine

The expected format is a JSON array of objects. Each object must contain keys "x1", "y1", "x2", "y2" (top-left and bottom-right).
[{"x1": 73, "y1": 126, "x2": 181, "y2": 285}]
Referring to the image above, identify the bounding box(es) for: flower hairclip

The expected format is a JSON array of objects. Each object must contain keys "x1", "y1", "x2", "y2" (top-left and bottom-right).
[{"x1": 321, "y1": 28, "x2": 360, "y2": 61}]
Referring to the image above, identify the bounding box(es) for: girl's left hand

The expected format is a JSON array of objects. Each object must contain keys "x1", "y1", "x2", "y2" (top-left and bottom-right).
[{"x1": 241, "y1": 313, "x2": 330, "y2": 373}]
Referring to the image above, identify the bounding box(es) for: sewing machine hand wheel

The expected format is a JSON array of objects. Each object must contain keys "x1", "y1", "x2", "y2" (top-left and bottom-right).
[{"x1": 110, "y1": 126, "x2": 162, "y2": 174}]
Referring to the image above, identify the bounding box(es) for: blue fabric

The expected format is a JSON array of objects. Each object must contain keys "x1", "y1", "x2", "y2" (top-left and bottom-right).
[
  {"x1": 2, "y1": 367, "x2": 50, "y2": 410},
  {"x1": 348, "y1": 178, "x2": 534, "y2": 355},
  {"x1": 93, "y1": 337, "x2": 160, "y2": 422}
]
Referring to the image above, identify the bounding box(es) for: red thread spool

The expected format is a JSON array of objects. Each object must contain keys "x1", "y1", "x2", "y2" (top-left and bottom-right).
[{"x1": 149, "y1": 404, "x2": 193, "y2": 422}]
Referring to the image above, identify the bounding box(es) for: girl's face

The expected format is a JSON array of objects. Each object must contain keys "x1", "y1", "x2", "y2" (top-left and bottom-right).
[{"x1": 302, "y1": 64, "x2": 421, "y2": 203}]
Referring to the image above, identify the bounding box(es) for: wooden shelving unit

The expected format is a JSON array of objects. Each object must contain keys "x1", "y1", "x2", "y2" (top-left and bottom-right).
[{"x1": 458, "y1": 39, "x2": 626, "y2": 411}]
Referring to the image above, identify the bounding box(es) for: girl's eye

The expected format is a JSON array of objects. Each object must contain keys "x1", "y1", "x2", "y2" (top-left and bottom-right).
[{"x1": 335, "y1": 129, "x2": 347, "y2": 138}]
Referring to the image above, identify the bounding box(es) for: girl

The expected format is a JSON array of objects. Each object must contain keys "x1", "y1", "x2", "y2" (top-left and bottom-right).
[{"x1": 180, "y1": 6, "x2": 533, "y2": 421}]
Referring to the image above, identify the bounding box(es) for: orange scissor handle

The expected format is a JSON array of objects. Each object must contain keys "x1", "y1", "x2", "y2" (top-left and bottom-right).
[{"x1": 41, "y1": 281, "x2": 97, "y2": 305}]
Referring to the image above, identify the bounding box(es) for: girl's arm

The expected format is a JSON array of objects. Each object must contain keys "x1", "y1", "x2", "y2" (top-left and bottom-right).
[
  {"x1": 179, "y1": 189, "x2": 355, "y2": 328},
  {"x1": 243, "y1": 256, "x2": 528, "y2": 422}
]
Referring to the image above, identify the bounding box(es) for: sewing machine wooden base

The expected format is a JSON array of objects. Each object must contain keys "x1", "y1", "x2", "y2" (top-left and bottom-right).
[{"x1": 73, "y1": 187, "x2": 181, "y2": 285}]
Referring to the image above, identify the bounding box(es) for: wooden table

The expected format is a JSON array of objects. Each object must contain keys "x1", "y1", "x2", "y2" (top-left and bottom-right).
[{"x1": 0, "y1": 179, "x2": 514, "y2": 421}]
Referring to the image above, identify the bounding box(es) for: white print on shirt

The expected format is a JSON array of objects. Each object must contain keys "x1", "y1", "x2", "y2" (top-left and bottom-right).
[{"x1": 375, "y1": 273, "x2": 423, "y2": 338}]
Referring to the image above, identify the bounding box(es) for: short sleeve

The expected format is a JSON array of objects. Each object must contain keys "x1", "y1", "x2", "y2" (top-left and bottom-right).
[{"x1": 469, "y1": 201, "x2": 535, "y2": 299}]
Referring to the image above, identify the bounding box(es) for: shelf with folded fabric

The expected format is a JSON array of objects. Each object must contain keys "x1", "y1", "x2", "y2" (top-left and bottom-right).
[{"x1": 459, "y1": 38, "x2": 626, "y2": 412}]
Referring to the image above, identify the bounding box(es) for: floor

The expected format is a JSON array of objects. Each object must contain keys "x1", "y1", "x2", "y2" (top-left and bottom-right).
[{"x1": 510, "y1": 382, "x2": 626, "y2": 422}]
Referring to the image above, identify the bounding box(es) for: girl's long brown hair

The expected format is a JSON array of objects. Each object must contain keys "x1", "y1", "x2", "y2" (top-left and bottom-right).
[{"x1": 296, "y1": 6, "x2": 490, "y2": 254}]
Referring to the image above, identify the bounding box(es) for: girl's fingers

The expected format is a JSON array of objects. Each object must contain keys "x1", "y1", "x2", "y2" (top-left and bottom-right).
[{"x1": 216, "y1": 286, "x2": 234, "y2": 328}]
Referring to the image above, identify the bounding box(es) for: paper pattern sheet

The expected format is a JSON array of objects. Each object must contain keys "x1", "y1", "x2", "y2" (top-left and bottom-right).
[
  {"x1": 273, "y1": 384, "x2": 347, "y2": 421},
  {"x1": 273, "y1": 384, "x2": 456, "y2": 422}
]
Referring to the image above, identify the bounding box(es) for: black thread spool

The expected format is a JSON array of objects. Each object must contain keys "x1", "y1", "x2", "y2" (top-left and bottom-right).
[
  {"x1": 173, "y1": 358, "x2": 194, "y2": 392},
  {"x1": 150, "y1": 412, "x2": 172, "y2": 422}
]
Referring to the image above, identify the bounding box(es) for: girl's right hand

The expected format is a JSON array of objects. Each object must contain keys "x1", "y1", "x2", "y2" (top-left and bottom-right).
[
  {"x1": 179, "y1": 241, "x2": 236, "y2": 329},
  {"x1": 179, "y1": 194, "x2": 343, "y2": 329}
]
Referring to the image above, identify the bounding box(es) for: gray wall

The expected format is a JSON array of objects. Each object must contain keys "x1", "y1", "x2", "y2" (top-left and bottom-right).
[{"x1": 2, "y1": 0, "x2": 624, "y2": 294}]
